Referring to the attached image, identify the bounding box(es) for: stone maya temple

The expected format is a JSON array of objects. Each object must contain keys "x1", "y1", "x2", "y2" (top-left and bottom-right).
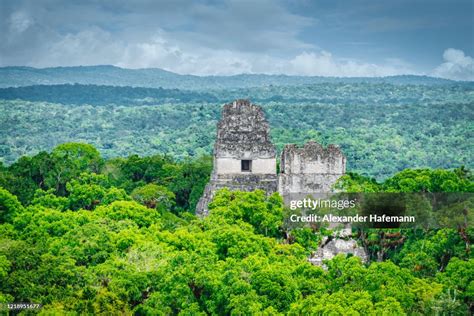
[
  {"x1": 196, "y1": 99, "x2": 347, "y2": 215},
  {"x1": 196, "y1": 99, "x2": 368, "y2": 265}
]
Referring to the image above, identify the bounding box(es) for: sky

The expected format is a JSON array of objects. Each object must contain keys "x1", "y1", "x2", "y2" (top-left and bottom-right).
[{"x1": 0, "y1": 0, "x2": 473, "y2": 80}]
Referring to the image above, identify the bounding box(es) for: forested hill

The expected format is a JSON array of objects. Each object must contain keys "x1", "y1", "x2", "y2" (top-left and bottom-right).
[
  {"x1": 0, "y1": 65, "x2": 462, "y2": 90},
  {"x1": 0, "y1": 84, "x2": 218, "y2": 105},
  {"x1": 0, "y1": 68, "x2": 473, "y2": 180},
  {"x1": 1, "y1": 82, "x2": 472, "y2": 106}
]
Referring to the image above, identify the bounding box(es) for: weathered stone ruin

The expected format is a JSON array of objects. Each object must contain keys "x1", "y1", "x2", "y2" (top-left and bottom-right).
[
  {"x1": 195, "y1": 99, "x2": 278, "y2": 215},
  {"x1": 308, "y1": 223, "x2": 368, "y2": 267},
  {"x1": 279, "y1": 141, "x2": 346, "y2": 197},
  {"x1": 196, "y1": 99, "x2": 346, "y2": 215},
  {"x1": 195, "y1": 99, "x2": 367, "y2": 264}
]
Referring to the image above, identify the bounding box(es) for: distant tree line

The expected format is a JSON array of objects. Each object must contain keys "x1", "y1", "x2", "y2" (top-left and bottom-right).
[{"x1": 1, "y1": 81, "x2": 472, "y2": 179}]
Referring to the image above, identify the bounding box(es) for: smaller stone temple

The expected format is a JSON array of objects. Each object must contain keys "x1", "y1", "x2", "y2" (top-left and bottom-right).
[{"x1": 279, "y1": 141, "x2": 346, "y2": 197}]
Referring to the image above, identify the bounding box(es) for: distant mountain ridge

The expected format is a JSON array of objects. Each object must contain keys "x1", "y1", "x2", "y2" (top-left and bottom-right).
[{"x1": 0, "y1": 65, "x2": 461, "y2": 90}]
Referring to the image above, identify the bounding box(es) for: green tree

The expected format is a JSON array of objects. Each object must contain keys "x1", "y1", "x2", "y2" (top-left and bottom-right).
[
  {"x1": 0, "y1": 187, "x2": 23, "y2": 223},
  {"x1": 208, "y1": 189, "x2": 284, "y2": 238},
  {"x1": 47, "y1": 143, "x2": 103, "y2": 196},
  {"x1": 67, "y1": 173, "x2": 128, "y2": 210},
  {"x1": 31, "y1": 189, "x2": 68, "y2": 211},
  {"x1": 131, "y1": 183, "x2": 175, "y2": 210}
]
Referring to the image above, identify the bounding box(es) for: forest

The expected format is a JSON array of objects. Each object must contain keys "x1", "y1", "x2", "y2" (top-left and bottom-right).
[
  {"x1": 0, "y1": 67, "x2": 473, "y2": 314},
  {"x1": 1, "y1": 79, "x2": 473, "y2": 181},
  {"x1": 0, "y1": 143, "x2": 473, "y2": 314}
]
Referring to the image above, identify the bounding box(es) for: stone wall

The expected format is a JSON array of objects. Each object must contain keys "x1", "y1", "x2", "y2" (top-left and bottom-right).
[
  {"x1": 214, "y1": 157, "x2": 276, "y2": 175},
  {"x1": 309, "y1": 236, "x2": 368, "y2": 267},
  {"x1": 278, "y1": 141, "x2": 346, "y2": 197}
]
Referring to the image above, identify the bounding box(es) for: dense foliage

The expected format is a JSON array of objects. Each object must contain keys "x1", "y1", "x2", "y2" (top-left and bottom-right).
[
  {"x1": 0, "y1": 143, "x2": 212, "y2": 212},
  {"x1": 1, "y1": 80, "x2": 473, "y2": 180},
  {"x1": 0, "y1": 144, "x2": 473, "y2": 314},
  {"x1": 0, "y1": 84, "x2": 218, "y2": 105},
  {"x1": 1, "y1": 67, "x2": 472, "y2": 313}
]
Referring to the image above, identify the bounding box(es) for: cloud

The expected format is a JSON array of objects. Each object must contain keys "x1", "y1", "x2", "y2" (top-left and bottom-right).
[
  {"x1": 433, "y1": 48, "x2": 474, "y2": 81},
  {"x1": 0, "y1": 0, "x2": 317, "y2": 74},
  {"x1": 0, "y1": 1, "x2": 471, "y2": 80},
  {"x1": 46, "y1": 28, "x2": 414, "y2": 77},
  {"x1": 286, "y1": 51, "x2": 414, "y2": 77},
  {"x1": 2, "y1": 17, "x2": 414, "y2": 77},
  {"x1": 43, "y1": 28, "x2": 118, "y2": 65},
  {"x1": 0, "y1": 0, "x2": 314, "y2": 58},
  {"x1": 8, "y1": 11, "x2": 33, "y2": 34}
]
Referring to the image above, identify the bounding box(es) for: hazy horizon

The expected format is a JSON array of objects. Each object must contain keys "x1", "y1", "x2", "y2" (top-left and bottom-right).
[
  {"x1": 1, "y1": 0, "x2": 473, "y2": 80},
  {"x1": 2, "y1": 64, "x2": 471, "y2": 81}
]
